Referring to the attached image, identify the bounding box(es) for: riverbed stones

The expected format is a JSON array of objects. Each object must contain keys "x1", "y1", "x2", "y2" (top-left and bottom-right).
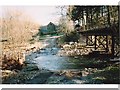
[
  {"x1": 24, "y1": 70, "x2": 53, "y2": 84},
  {"x1": 46, "y1": 73, "x2": 80, "y2": 84},
  {"x1": 22, "y1": 64, "x2": 39, "y2": 71},
  {"x1": 46, "y1": 75, "x2": 67, "y2": 84}
]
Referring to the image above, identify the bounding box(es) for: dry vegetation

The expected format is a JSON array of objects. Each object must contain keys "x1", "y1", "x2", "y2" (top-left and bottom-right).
[{"x1": 1, "y1": 8, "x2": 40, "y2": 70}]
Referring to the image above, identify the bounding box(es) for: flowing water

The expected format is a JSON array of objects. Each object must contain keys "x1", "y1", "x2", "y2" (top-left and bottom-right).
[
  {"x1": 3, "y1": 36, "x2": 113, "y2": 84},
  {"x1": 29, "y1": 36, "x2": 83, "y2": 71}
]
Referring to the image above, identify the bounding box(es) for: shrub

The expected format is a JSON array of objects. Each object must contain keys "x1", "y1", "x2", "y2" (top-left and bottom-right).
[{"x1": 64, "y1": 31, "x2": 80, "y2": 42}]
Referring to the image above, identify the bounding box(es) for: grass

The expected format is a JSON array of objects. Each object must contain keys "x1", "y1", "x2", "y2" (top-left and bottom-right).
[
  {"x1": 68, "y1": 56, "x2": 109, "y2": 69},
  {"x1": 83, "y1": 64, "x2": 120, "y2": 84},
  {"x1": 65, "y1": 56, "x2": 119, "y2": 84}
]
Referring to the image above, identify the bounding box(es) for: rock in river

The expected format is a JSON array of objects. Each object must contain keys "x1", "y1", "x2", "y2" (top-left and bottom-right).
[{"x1": 22, "y1": 64, "x2": 39, "y2": 71}]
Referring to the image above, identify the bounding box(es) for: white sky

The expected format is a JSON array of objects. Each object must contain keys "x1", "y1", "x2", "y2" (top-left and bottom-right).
[{"x1": 1, "y1": 6, "x2": 63, "y2": 25}]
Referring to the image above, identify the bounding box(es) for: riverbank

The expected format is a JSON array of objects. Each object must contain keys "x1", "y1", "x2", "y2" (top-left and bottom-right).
[
  {"x1": 2, "y1": 35, "x2": 120, "y2": 84},
  {"x1": 2, "y1": 35, "x2": 60, "y2": 84},
  {"x1": 1, "y1": 36, "x2": 46, "y2": 83},
  {"x1": 2, "y1": 56, "x2": 119, "y2": 84}
]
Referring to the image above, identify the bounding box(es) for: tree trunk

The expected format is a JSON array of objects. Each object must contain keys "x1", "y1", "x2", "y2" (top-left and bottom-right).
[
  {"x1": 107, "y1": 6, "x2": 111, "y2": 26},
  {"x1": 90, "y1": 9, "x2": 93, "y2": 28},
  {"x1": 86, "y1": 8, "x2": 89, "y2": 30}
]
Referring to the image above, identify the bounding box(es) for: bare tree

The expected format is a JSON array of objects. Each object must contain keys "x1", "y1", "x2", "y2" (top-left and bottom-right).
[
  {"x1": 1, "y1": 7, "x2": 40, "y2": 70},
  {"x1": 2, "y1": 8, "x2": 39, "y2": 46}
]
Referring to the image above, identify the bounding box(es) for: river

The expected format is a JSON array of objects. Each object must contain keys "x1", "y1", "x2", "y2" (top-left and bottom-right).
[
  {"x1": 27, "y1": 36, "x2": 84, "y2": 71},
  {"x1": 3, "y1": 35, "x2": 99, "y2": 84}
]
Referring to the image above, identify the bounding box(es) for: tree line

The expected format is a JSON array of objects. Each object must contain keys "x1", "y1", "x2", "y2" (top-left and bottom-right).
[{"x1": 67, "y1": 6, "x2": 118, "y2": 30}]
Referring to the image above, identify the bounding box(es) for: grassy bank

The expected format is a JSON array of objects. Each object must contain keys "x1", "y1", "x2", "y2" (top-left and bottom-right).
[{"x1": 83, "y1": 64, "x2": 120, "y2": 84}]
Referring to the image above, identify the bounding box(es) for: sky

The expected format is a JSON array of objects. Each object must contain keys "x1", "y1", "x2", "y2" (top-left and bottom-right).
[{"x1": 1, "y1": 6, "x2": 64, "y2": 25}]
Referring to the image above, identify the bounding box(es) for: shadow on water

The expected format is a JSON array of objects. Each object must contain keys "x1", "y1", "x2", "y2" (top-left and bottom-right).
[
  {"x1": 26, "y1": 36, "x2": 86, "y2": 71},
  {"x1": 26, "y1": 36, "x2": 109, "y2": 72}
]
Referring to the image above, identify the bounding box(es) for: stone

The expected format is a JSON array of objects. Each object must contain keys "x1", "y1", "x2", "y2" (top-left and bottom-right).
[{"x1": 22, "y1": 64, "x2": 39, "y2": 71}]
